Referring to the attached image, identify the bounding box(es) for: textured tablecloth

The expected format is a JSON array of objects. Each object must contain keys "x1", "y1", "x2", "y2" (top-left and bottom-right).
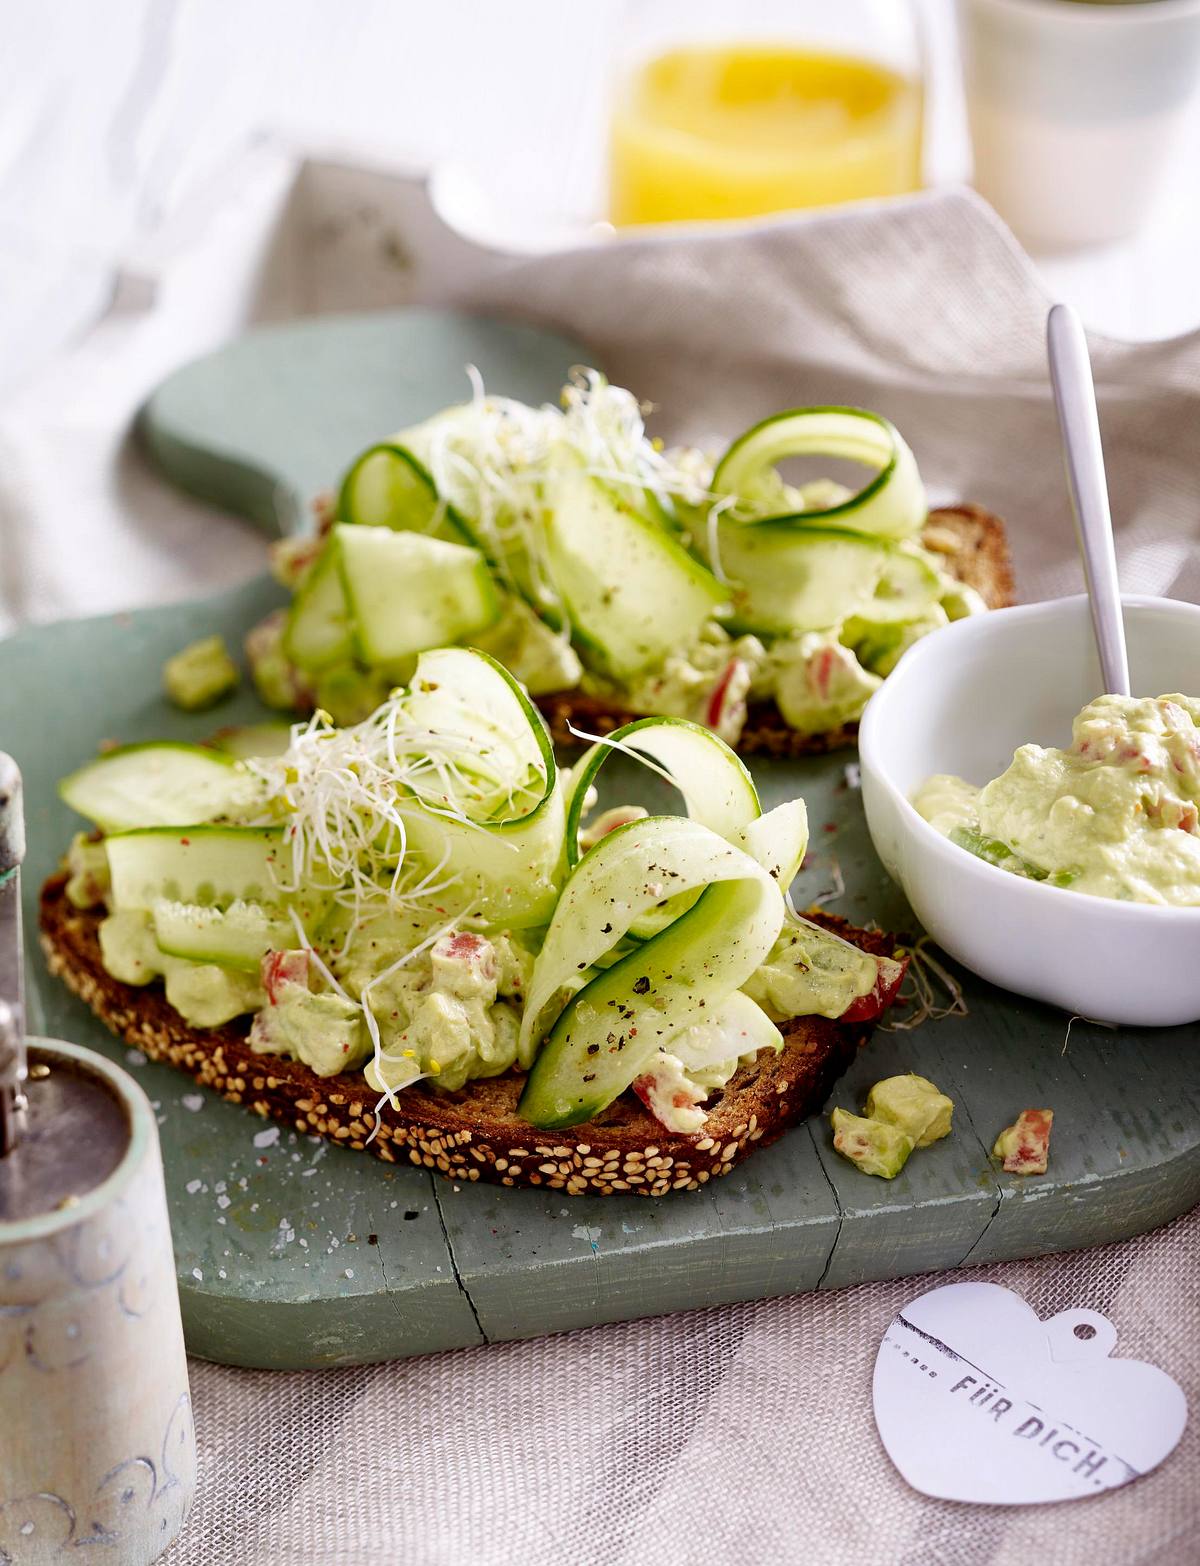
[
  {"x1": 2, "y1": 179, "x2": 1198, "y2": 1564},
  {"x1": 178, "y1": 1207, "x2": 1200, "y2": 1565}
]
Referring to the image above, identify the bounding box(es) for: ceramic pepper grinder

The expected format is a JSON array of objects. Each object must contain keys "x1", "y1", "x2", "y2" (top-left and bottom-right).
[{"x1": 0, "y1": 754, "x2": 196, "y2": 1564}]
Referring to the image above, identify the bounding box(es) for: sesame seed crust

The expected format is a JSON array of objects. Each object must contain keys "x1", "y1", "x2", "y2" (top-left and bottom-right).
[{"x1": 39, "y1": 873, "x2": 894, "y2": 1197}]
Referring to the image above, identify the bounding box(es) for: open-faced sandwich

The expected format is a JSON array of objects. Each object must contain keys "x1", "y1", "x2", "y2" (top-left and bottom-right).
[
  {"x1": 243, "y1": 373, "x2": 1013, "y2": 757},
  {"x1": 41, "y1": 648, "x2": 906, "y2": 1194}
]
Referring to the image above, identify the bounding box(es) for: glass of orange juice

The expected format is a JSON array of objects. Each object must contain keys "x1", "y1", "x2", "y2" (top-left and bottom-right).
[{"x1": 609, "y1": 0, "x2": 925, "y2": 226}]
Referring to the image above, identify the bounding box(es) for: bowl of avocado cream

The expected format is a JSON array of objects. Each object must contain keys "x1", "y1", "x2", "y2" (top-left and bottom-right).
[{"x1": 859, "y1": 594, "x2": 1200, "y2": 1026}]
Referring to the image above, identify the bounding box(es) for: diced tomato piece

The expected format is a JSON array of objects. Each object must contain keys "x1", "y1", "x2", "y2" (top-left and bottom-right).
[
  {"x1": 262, "y1": 948, "x2": 309, "y2": 1002},
  {"x1": 632, "y1": 1073, "x2": 674, "y2": 1132},
  {"x1": 441, "y1": 931, "x2": 487, "y2": 960},
  {"x1": 434, "y1": 930, "x2": 497, "y2": 982},
  {"x1": 631, "y1": 1072, "x2": 705, "y2": 1133},
  {"x1": 705, "y1": 658, "x2": 744, "y2": 732},
  {"x1": 840, "y1": 953, "x2": 908, "y2": 1025},
  {"x1": 998, "y1": 1108, "x2": 1053, "y2": 1174},
  {"x1": 811, "y1": 645, "x2": 839, "y2": 701}
]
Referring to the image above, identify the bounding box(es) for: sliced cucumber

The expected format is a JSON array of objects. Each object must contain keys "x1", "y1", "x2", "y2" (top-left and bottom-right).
[
  {"x1": 335, "y1": 525, "x2": 499, "y2": 670},
  {"x1": 59, "y1": 743, "x2": 256, "y2": 832},
  {"x1": 566, "y1": 716, "x2": 761, "y2": 870},
  {"x1": 106, "y1": 826, "x2": 286, "y2": 913},
  {"x1": 544, "y1": 460, "x2": 727, "y2": 681},
  {"x1": 384, "y1": 403, "x2": 562, "y2": 621},
  {"x1": 517, "y1": 815, "x2": 782, "y2": 1124},
  {"x1": 283, "y1": 542, "x2": 354, "y2": 672},
  {"x1": 713, "y1": 407, "x2": 927, "y2": 541},
  {"x1": 151, "y1": 898, "x2": 294, "y2": 971},
  {"x1": 562, "y1": 719, "x2": 807, "y2": 946},
  {"x1": 672, "y1": 989, "x2": 783, "y2": 1070},
  {"x1": 737, "y1": 798, "x2": 809, "y2": 890},
  {"x1": 395, "y1": 648, "x2": 565, "y2": 928},
  {"x1": 518, "y1": 817, "x2": 782, "y2": 1128},
  {"x1": 338, "y1": 442, "x2": 475, "y2": 545},
  {"x1": 401, "y1": 646, "x2": 553, "y2": 800},
  {"x1": 715, "y1": 524, "x2": 942, "y2": 637},
  {"x1": 206, "y1": 722, "x2": 293, "y2": 761}
]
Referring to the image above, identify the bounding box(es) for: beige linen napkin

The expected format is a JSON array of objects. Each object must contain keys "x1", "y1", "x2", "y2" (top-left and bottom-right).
[{"x1": 458, "y1": 188, "x2": 1200, "y2": 611}]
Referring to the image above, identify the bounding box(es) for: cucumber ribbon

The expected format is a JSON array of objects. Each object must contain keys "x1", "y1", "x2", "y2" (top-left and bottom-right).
[
  {"x1": 517, "y1": 817, "x2": 785, "y2": 1129},
  {"x1": 84, "y1": 651, "x2": 566, "y2": 939},
  {"x1": 712, "y1": 407, "x2": 927, "y2": 541},
  {"x1": 329, "y1": 646, "x2": 566, "y2": 930},
  {"x1": 340, "y1": 406, "x2": 562, "y2": 623},
  {"x1": 707, "y1": 408, "x2": 938, "y2": 638},
  {"x1": 565, "y1": 715, "x2": 808, "y2": 889},
  {"x1": 58, "y1": 742, "x2": 257, "y2": 832},
  {"x1": 519, "y1": 716, "x2": 809, "y2": 1129}
]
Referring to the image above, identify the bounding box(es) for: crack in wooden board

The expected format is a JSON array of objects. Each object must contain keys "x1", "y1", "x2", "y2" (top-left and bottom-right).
[{"x1": 435, "y1": 1127, "x2": 843, "y2": 1343}]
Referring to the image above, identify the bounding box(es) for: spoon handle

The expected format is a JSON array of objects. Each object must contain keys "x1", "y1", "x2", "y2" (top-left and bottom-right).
[
  {"x1": 1046, "y1": 302, "x2": 1131, "y2": 697},
  {"x1": 0, "y1": 754, "x2": 25, "y2": 1156}
]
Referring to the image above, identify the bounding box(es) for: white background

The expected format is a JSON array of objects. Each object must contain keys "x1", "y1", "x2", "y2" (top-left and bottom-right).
[{"x1": 3, "y1": 0, "x2": 1200, "y2": 405}]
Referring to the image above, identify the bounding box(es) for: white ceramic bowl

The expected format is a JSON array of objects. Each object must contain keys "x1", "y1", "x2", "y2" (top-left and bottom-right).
[{"x1": 859, "y1": 594, "x2": 1200, "y2": 1027}]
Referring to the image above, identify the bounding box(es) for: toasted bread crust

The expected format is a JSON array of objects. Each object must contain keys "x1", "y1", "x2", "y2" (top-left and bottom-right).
[
  {"x1": 39, "y1": 873, "x2": 891, "y2": 1197},
  {"x1": 537, "y1": 503, "x2": 1015, "y2": 757}
]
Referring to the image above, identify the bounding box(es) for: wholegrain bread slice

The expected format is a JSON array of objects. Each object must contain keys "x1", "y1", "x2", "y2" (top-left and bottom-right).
[
  {"x1": 537, "y1": 503, "x2": 1015, "y2": 757},
  {"x1": 39, "y1": 872, "x2": 895, "y2": 1197}
]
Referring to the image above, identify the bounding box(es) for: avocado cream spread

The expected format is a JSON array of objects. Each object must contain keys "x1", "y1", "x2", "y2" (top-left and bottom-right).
[
  {"x1": 866, "y1": 1073, "x2": 953, "y2": 1147},
  {"x1": 915, "y1": 695, "x2": 1200, "y2": 905},
  {"x1": 994, "y1": 1108, "x2": 1053, "y2": 1175},
  {"x1": 99, "y1": 909, "x2": 265, "y2": 1028},
  {"x1": 163, "y1": 635, "x2": 239, "y2": 711},
  {"x1": 831, "y1": 1073, "x2": 955, "y2": 1178},
  {"x1": 830, "y1": 1108, "x2": 913, "y2": 1179},
  {"x1": 743, "y1": 921, "x2": 879, "y2": 1021}
]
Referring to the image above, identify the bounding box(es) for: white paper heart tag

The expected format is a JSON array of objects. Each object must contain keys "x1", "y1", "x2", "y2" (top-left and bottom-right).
[{"x1": 873, "y1": 1281, "x2": 1187, "y2": 1504}]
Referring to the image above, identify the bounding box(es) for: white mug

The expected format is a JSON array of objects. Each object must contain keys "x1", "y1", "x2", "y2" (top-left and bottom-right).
[
  {"x1": 0, "y1": 1040, "x2": 195, "y2": 1565},
  {"x1": 958, "y1": 0, "x2": 1200, "y2": 249}
]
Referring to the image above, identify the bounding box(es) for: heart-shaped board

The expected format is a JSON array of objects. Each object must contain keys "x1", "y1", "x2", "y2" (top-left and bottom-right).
[{"x1": 875, "y1": 1281, "x2": 1187, "y2": 1504}]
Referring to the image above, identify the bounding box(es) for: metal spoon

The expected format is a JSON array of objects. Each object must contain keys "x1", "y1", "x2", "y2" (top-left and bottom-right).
[
  {"x1": 0, "y1": 753, "x2": 26, "y2": 1156},
  {"x1": 1046, "y1": 301, "x2": 1131, "y2": 697}
]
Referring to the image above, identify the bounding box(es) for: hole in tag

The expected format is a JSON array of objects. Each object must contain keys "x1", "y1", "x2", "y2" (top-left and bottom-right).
[{"x1": 1074, "y1": 1323, "x2": 1097, "y2": 1341}]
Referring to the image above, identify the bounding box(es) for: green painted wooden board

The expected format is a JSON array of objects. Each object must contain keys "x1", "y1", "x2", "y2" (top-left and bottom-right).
[
  {"x1": 6, "y1": 309, "x2": 1199, "y2": 1371},
  {"x1": 138, "y1": 310, "x2": 597, "y2": 538}
]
